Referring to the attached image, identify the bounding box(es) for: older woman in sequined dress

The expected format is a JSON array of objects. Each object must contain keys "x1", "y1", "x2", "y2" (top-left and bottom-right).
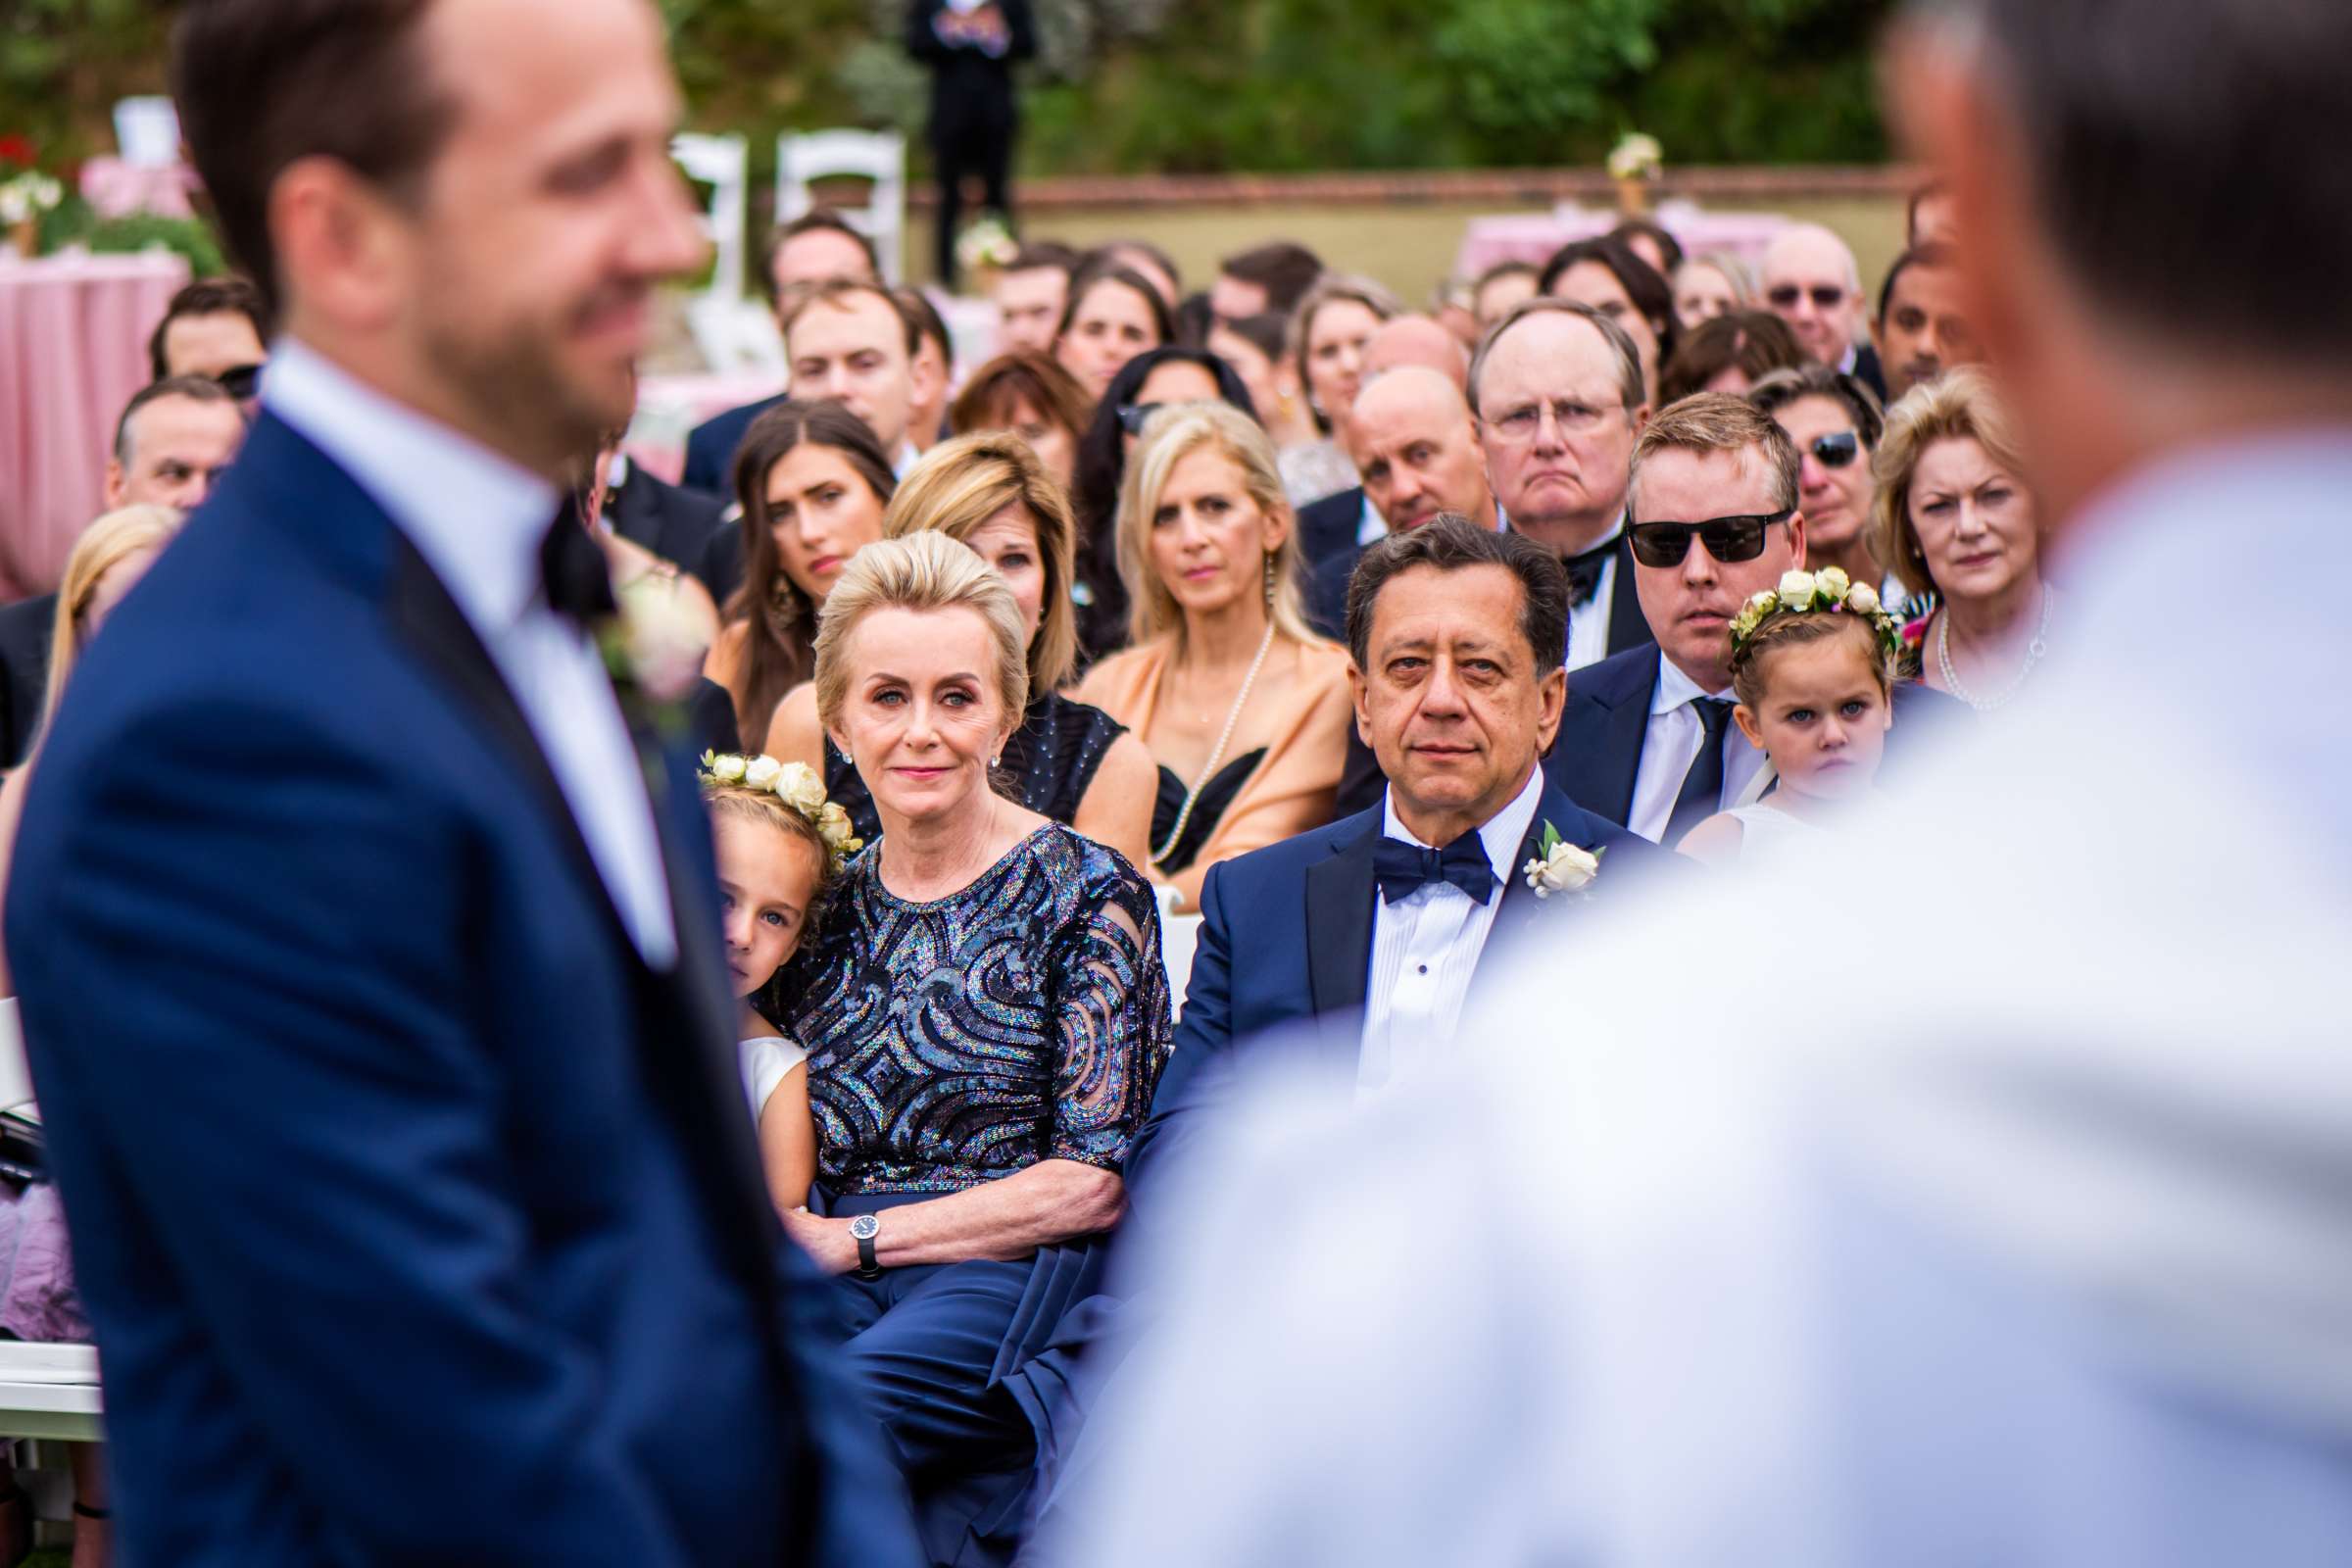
[{"x1": 765, "y1": 530, "x2": 1171, "y2": 1567}]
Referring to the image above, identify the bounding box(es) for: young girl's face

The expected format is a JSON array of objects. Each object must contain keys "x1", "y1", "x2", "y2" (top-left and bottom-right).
[
  {"x1": 712, "y1": 813, "x2": 825, "y2": 999},
  {"x1": 1735, "y1": 631, "x2": 1891, "y2": 803}
]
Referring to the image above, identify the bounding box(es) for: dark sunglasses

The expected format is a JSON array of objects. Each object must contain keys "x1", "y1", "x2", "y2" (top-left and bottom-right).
[
  {"x1": 1766, "y1": 284, "x2": 1847, "y2": 312},
  {"x1": 1116, "y1": 401, "x2": 1167, "y2": 437},
  {"x1": 1628, "y1": 507, "x2": 1796, "y2": 568},
  {"x1": 214, "y1": 363, "x2": 264, "y2": 401},
  {"x1": 1807, "y1": 430, "x2": 1860, "y2": 468}
]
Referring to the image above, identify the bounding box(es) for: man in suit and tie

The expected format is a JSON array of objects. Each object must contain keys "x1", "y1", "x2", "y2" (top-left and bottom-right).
[
  {"x1": 678, "y1": 209, "x2": 881, "y2": 495},
  {"x1": 1128, "y1": 516, "x2": 1660, "y2": 1195},
  {"x1": 1545, "y1": 394, "x2": 1956, "y2": 844},
  {"x1": 4, "y1": 1, "x2": 917, "y2": 1562},
  {"x1": 1762, "y1": 222, "x2": 1888, "y2": 402}
]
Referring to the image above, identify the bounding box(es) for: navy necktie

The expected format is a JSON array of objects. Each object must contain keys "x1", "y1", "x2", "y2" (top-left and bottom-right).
[
  {"x1": 1663, "y1": 697, "x2": 1737, "y2": 847},
  {"x1": 539, "y1": 503, "x2": 616, "y2": 626},
  {"x1": 1373, "y1": 833, "x2": 1497, "y2": 906}
]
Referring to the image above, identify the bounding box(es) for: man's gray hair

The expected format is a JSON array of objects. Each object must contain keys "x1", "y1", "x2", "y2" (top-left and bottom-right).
[
  {"x1": 1466, "y1": 299, "x2": 1644, "y2": 420},
  {"x1": 113, "y1": 375, "x2": 243, "y2": 467}
]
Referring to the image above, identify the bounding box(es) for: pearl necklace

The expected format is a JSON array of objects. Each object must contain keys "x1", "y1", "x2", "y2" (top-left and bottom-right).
[
  {"x1": 1152, "y1": 624, "x2": 1277, "y2": 867},
  {"x1": 1937, "y1": 583, "x2": 2052, "y2": 711}
]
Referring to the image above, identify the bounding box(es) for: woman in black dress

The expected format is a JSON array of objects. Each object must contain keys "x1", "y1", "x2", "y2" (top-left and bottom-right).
[
  {"x1": 766, "y1": 531, "x2": 1170, "y2": 1566},
  {"x1": 768, "y1": 431, "x2": 1157, "y2": 868}
]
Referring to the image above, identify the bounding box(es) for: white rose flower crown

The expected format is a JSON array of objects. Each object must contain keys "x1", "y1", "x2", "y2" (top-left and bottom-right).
[
  {"x1": 698, "y1": 752, "x2": 864, "y2": 870},
  {"x1": 1726, "y1": 565, "x2": 1905, "y2": 666}
]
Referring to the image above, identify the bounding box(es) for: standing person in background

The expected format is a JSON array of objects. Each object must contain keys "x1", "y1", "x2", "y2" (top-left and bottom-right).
[{"x1": 908, "y1": 0, "x2": 1035, "y2": 290}]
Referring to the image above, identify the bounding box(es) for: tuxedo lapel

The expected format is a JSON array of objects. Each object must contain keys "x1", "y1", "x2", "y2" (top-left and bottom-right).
[
  {"x1": 1303, "y1": 821, "x2": 1380, "y2": 1062},
  {"x1": 1605, "y1": 535, "x2": 1654, "y2": 657}
]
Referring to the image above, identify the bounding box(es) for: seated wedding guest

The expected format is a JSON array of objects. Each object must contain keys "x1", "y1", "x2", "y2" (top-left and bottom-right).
[
  {"x1": 1431, "y1": 276, "x2": 1483, "y2": 350},
  {"x1": 681, "y1": 208, "x2": 882, "y2": 493},
  {"x1": 1657, "y1": 309, "x2": 1805, "y2": 403},
  {"x1": 1470, "y1": 260, "x2": 1541, "y2": 329},
  {"x1": 701, "y1": 752, "x2": 861, "y2": 1215},
  {"x1": 1283, "y1": 274, "x2": 1402, "y2": 508},
  {"x1": 707, "y1": 401, "x2": 896, "y2": 743},
  {"x1": 1672, "y1": 251, "x2": 1752, "y2": 330},
  {"x1": 1538, "y1": 233, "x2": 1681, "y2": 409},
  {"x1": 1054, "y1": 264, "x2": 1173, "y2": 402},
  {"x1": 768, "y1": 431, "x2": 1157, "y2": 864},
  {"x1": 1679, "y1": 567, "x2": 1904, "y2": 866},
  {"x1": 0, "y1": 501, "x2": 185, "y2": 1566},
  {"x1": 1087, "y1": 238, "x2": 1181, "y2": 310},
  {"x1": 1761, "y1": 221, "x2": 1886, "y2": 398},
  {"x1": 147, "y1": 274, "x2": 270, "y2": 405},
  {"x1": 1609, "y1": 216, "x2": 1685, "y2": 281},
  {"x1": 897, "y1": 286, "x2": 956, "y2": 453},
  {"x1": 1075, "y1": 403, "x2": 1351, "y2": 911},
  {"x1": 1069, "y1": 346, "x2": 1258, "y2": 662},
  {"x1": 1747, "y1": 363, "x2": 1888, "y2": 594},
  {"x1": 585, "y1": 380, "x2": 734, "y2": 607},
  {"x1": 1123, "y1": 516, "x2": 1662, "y2": 1198},
  {"x1": 1871, "y1": 367, "x2": 2049, "y2": 709},
  {"x1": 1292, "y1": 313, "x2": 1471, "y2": 574},
  {"x1": 1206, "y1": 311, "x2": 1320, "y2": 463},
  {"x1": 1873, "y1": 241, "x2": 1978, "y2": 402},
  {"x1": 1305, "y1": 366, "x2": 1496, "y2": 636},
  {"x1": 1210, "y1": 240, "x2": 1323, "y2": 323},
  {"x1": 1474, "y1": 299, "x2": 1656, "y2": 667},
  {"x1": 991, "y1": 240, "x2": 1079, "y2": 357},
  {"x1": 1907, "y1": 177, "x2": 1957, "y2": 247},
  {"x1": 949, "y1": 351, "x2": 1092, "y2": 492},
  {"x1": 787, "y1": 278, "x2": 938, "y2": 475},
  {"x1": 1, "y1": 376, "x2": 246, "y2": 767},
  {"x1": 770, "y1": 531, "x2": 1170, "y2": 1566}
]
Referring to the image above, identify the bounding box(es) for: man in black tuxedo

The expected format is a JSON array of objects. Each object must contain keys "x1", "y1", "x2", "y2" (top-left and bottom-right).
[
  {"x1": 1544, "y1": 393, "x2": 1957, "y2": 842},
  {"x1": 908, "y1": 0, "x2": 1035, "y2": 288},
  {"x1": 1, "y1": 376, "x2": 248, "y2": 764},
  {"x1": 678, "y1": 210, "x2": 879, "y2": 496},
  {"x1": 1129, "y1": 517, "x2": 1662, "y2": 1195}
]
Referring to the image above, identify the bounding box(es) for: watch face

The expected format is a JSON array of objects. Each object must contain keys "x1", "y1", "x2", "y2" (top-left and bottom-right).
[{"x1": 849, "y1": 1214, "x2": 880, "y2": 1240}]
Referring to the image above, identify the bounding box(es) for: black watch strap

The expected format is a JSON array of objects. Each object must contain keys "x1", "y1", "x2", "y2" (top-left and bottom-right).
[{"x1": 854, "y1": 1219, "x2": 882, "y2": 1280}]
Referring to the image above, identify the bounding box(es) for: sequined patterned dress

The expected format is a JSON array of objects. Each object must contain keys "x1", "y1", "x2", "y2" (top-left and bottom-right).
[{"x1": 770, "y1": 823, "x2": 1171, "y2": 1566}]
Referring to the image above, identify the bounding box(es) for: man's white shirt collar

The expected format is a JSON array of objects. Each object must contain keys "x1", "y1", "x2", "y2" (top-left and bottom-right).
[
  {"x1": 1381, "y1": 763, "x2": 1546, "y2": 880},
  {"x1": 1652, "y1": 648, "x2": 1733, "y2": 714},
  {"x1": 264, "y1": 338, "x2": 561, "y2": 630}
]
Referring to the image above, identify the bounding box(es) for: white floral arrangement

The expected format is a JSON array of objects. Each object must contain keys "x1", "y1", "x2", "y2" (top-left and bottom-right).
[
  {"x1": 1728, "y1": 565, "x2": 1903, "y2": 663},
  {"x1": 1606, "y1": 132, "x2": 1664, "y2": 184},
  {"x1": 955, "y1": 215, "x2": 1020, "y2": 277},
  {"x1": 699, "y1": 752, "x2": 864, "y2": 868},
  {"x1": 0, "y1": 172, "x2": 63, "y2": 228},
  {"x1": 1524, "y1": 821, "x2": 1603, "y2": 900}
]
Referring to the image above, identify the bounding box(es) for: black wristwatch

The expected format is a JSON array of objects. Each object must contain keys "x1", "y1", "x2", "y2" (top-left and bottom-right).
[{"x1": 849, "y1": 1213, "x2": 882, "y2": 1279}]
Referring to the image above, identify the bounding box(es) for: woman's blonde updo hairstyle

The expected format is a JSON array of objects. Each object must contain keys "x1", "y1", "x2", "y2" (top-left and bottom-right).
[
  {"x1": 45, "y1": 504, "x2": 184, "y2": 727},
  {"x1": 812, "y1": 531, "x2": 1031, "y2": 741},
  {"x1": 881, "y1": 432, "x2": 1078, "y2": 694},
  {"x1": 1868, "y1": 366, "x2": 2031, "y2": 601},
  {"x1": 1114, "y1": 401, "x2": 1319, "y2": 649}
]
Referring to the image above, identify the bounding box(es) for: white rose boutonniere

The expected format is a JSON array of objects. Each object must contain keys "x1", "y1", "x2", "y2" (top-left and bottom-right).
[{"x1": 1522, "y1": 821, "x2": 1603, "y2": 900}]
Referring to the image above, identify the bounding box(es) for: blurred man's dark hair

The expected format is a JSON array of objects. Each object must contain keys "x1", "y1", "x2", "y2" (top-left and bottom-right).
[
  {"x1": 1218, "y1": 242, "x2": 1325, "y2": 317},
  {"x1": 147, "y1": 276, "x2": 273, "y2": 381}
]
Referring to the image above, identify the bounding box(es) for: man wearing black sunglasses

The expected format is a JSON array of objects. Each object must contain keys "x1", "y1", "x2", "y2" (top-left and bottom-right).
[
  {"x1": 1541, "y1": 394, "x2": 1805, "y2": 845},
  {"x1": 147, "y1": 275, "x2": 271, "y2": 415},
  {"x1": 1760, "y1": 223, "x2": 1886, "y2": 402}
]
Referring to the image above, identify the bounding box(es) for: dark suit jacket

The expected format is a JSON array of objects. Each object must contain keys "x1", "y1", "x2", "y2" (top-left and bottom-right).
[
  {"x1": 609, "y1": 462, "x2": 734, "y2": 600},
  {"x1": 4, "y1": 413, "x2": 914, "y2": 1567},
  {"x1": 1851, "y1": 342, "x2": 1888, "y2": 404},
  {"x1": 1332, "y1": 534, "x2": 1656, "y2": 818},
  {"x1": 1126, "y1": 781, "x2": 1662, "y2": 1199},
  {"x1": 1295, "y1": 486, "x2": 1366, "y2": 577},
  {"x1": 0, "y1": 592, "x2": 55, "y2": 767},
  {"x1": 680, "y1": 391, "x2": 788, "y2": 498},
  {"x1": 1542, "y1": 642, "x2": 1968, "y2": 830}
]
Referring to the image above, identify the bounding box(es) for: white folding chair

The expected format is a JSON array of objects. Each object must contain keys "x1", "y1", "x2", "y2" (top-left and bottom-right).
[
  {"x1": 671, "y1": 133, "x2": 785, "y2": 377},
  {"x1": 776, "y1": 129, "x2": 906, "y2": 284},
  {"x1": 1154, "y1": 885, "x2": 1202, "y2": 1024}
]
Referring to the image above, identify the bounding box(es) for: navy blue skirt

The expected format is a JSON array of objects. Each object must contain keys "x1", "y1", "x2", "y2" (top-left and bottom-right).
[{"x1": 813, "y1": 1189, "x2": 1112, "y2": 1567}]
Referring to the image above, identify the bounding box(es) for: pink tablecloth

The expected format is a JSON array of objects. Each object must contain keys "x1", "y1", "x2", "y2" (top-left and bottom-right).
[
  {"x1": 78, "y1": 159, "x2": 200, "y2": 220},
  {"x1": 0, "y1": 250, "x2": 191, "y2": 600},
  {"x1": 1455, "y1": 200, "x2": 1792, "y2": 279}
]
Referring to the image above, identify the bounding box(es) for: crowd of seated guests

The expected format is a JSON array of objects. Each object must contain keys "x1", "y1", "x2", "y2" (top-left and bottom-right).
[{"x1": 0, "y1": 181, "x2": 2023, "y2": 1568}]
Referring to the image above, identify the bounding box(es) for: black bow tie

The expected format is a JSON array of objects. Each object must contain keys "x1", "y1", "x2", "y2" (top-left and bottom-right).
[
  {"x1": 539, "y1": 502, "x2": 616, "y2": 625},
  {"x1": 1373, "y1": 833, "x2": 1497, "y2": 906},
  {"x1": 1562, "y1": 538, "x2": 1616, "y2": 609}
]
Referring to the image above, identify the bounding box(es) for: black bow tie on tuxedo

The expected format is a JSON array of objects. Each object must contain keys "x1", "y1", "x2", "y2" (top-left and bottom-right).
[
  {"x1": 1562, "y1": 537, "x2": 1616, "y2": 609},
  {"x1": 1373, "y1": 833, "x2": 1497, "y2": 906},
  {"x1": 539, "y1": 502, "x2": 617, "y2": 626}
]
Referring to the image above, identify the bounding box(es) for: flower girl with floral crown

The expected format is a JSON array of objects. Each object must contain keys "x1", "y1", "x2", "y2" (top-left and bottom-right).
[
  {"x1": 1679, "y1": 567, "x2": 1903, "y2": 868},
  {"x1": 699, "y1": 752, "x2": 862, "y2": 1212}
]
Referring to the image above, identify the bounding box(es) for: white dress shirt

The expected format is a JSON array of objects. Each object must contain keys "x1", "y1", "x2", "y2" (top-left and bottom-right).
[
  {"x1": 265, "y1": 340, "x2": 679, "y2": 966},
  {"x1": 1356, "y1": 765, "x2": 1544, "y2": 1094},
  {"x1": 1355, "y1": 492, "x2": 1387, "y2": 548},
  {"x1": 1625, "y1": 651, "x2": 1768, "y2": 843}
]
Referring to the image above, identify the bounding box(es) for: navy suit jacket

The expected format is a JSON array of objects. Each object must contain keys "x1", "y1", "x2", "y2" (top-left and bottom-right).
[
  {"x1": 4, "y1": 414, "x2": 915, "y2": 1567},
  {"x1": 1126, "y1": 781, "x2": 1663, "y2": 1199},
  {"x1": 680, "y1": 390, "x2": 788, "y2": 497},
  {"x1": 1543, "y1": 642, "x2": 1969, "y2": 829},
  {"x1": 1295, "y1": 485, "x2": 1366, "y2": 577}
]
